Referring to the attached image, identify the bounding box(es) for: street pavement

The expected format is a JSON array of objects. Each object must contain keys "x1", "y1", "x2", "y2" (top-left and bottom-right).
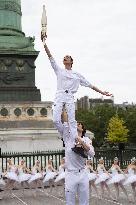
[{"x1": 0, "y1": 185, "x2": 134, "y2": 205}]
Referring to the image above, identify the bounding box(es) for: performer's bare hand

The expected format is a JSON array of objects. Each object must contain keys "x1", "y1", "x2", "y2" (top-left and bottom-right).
[
  {"x1": 103, "y1": 91, "x2": 113, "y2": 96},
  {"x1": 41, "y1": 32, "x2": 44, "y2": 42},
  {"x1": 76, "y1": 136, "x2": 83, "y2": 144},
  {"x1": 41, "y1": 32, "x2": 47, "y2": 42}
]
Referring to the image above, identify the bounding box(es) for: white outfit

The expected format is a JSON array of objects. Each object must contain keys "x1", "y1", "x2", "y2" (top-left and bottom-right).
[
  {"x1": 63, "y1": 122, "x2": 95, "y2": 205},
  {"x1": 43, "y1": 168, "x2": 57, "y2": 183},
  {"x1": 5, "y1": 166, "x2": 18, "y2": 182},
  {"x1": 28, "y1": 167, "x2": 43, "y2": 183},
  {"x1": 55, "y1": 165, "x2": 65, "y2": 183},
  {"x1": 18, "y1": 167, "x2": 31, "y2": 183},
  {"x1": 123, "y1": 168, "x2": 136, "y2": 185},
  {"x1": 107, "y1": 167, "x2": 125, "y2": 184},
  {"x1": 49, "y1": 57, "x2": 92, "y2": 139},
  {"x1": 95, "y1": 165, "x2": 110, "y2": 184},
  {"x1": 85, "y1": 166, "x2": 97, "y2": 181}
]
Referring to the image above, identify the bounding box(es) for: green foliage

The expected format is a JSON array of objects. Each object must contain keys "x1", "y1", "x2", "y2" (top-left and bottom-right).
[
  {"x1": 76, "y1": 104, "x2": 116, "y2": 147},
  {"x1": 76, "y1": 104, "x2": 136, "y2": 147},
  {"x1": 107, "y1": 115, "x2": 129, "y2": 143}
]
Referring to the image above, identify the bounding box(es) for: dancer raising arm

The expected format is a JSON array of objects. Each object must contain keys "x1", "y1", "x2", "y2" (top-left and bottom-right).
[{"x1": 41, "y1": 37, "x2": 112, "y2": 142}]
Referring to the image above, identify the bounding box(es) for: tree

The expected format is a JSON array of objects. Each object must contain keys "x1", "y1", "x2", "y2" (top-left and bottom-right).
[
  {"x1": 107, "y1": 115, "x2": 129, "y2": 143},
  {"x1": 76, "y1": 104, "x2": 116, "y2": 147}
]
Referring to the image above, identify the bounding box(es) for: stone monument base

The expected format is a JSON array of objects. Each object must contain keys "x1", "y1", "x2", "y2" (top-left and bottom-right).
[
  {"x1": 0, "y1": 101, "x2": 64, "y2": 152},
  {"x1": 0, "y1": 128, "x2": 63, "y2": 153},
  {"x1": 0, "y1": 101, "x2": 94, "y2": 153}
]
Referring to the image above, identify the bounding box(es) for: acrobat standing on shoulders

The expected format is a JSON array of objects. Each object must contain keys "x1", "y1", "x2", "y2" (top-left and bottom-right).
[{"x1": 41, "y1": 5, "x2": 112, "y2": 140}]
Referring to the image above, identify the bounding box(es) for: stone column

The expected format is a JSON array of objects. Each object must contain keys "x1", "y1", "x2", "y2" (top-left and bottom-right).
[{"x1": 0, "y1": 0, "x2": 22, "y2": 36}]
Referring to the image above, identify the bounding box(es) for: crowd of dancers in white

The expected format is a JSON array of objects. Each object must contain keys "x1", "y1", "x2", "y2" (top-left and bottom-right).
[{"x1": 0, "y1": 156, "x2": 136, "y2": 203}]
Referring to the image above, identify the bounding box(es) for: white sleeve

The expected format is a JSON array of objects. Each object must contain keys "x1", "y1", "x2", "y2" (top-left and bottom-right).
[
  {"x1": 49, "y1": 57, "x2": 61, "y2": 75},
  {"x1": 63, "y1": 122, "x2": 75, "y2": 147},
  {"x1": 78, "y1": 73, "x2": 93, "y2": 88},
  {"x1": 62, "y1": 122, "x2": 70, "y2": 144},
  {"x1": 87, "y1": 145, "x2": 95, "y2": 158},
  {"x1": 84, "y1": 137, "x2": 95, "y2": 158}
]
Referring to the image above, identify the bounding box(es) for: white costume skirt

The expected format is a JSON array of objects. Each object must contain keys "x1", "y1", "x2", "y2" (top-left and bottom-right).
[
  {"x1": 5, "y1": 172, "x2": 19, "y2": 182},
  {"x1": 107, "y1": 174, "x2": 125, "y2": 184},
  {"x1": 55, "y1": 172, "x2": 65, "y2": 183},
  {"x1": 18, "y1": 173, "x2": 31, "y2": 183},
  {"x1": 123, "y1": 175, "x2": 136, "y2": 185},
  {"x1": 95, "y1": 173, "x2": 110, "y2": 184},
  {"x1": 28, "y1": 173, "x2": 43, "y2": 183},
  {"x1": 0, "y1": 178, "x2": 6, "y2": 185},
  {"x1": 88, "y1": 173, "x2": 97, "y2": 181},
  {"x1": 43, "y1": 172, "x2": 57, "y2": 183}
]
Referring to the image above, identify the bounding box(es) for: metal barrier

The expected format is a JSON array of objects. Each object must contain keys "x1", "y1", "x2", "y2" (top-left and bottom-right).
[
  {"x1": 0, "y1": 150, "x2": 65, "y2": 171},
  {"x1": 0, "y1": 148, "x2": 136, "y2": 171}
]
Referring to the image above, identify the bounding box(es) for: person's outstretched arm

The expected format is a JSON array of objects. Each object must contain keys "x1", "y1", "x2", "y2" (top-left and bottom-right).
[
  {"x1": 91, "y1": 85, "x2": 112, "y2": 96},
  {"x1": 78, "y1": 73, "x2": 112, "y2": 96},
  {"x1": 41, "y1": 33, "x2": 52, "y2": 58},
  {"x1": 41, "y1": 35, "x2": 61, "y2": 75},
  {"x1": 43, "y1": 42, "x2": 52, "y2": 58}
]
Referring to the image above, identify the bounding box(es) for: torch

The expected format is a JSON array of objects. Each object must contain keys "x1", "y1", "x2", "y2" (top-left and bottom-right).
[{"x1": 41, "y1": 5, "x2": 47, "y2": 44}]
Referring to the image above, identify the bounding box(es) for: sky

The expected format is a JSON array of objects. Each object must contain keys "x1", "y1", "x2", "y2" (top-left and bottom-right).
[{"x1": 21, "y1": 0, "x2": 136, "y2": 104}]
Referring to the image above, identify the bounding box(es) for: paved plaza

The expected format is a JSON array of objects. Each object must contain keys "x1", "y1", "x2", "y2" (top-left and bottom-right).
[{"x1": 0, "y1": 185, "x2": 134, "y2": 205}]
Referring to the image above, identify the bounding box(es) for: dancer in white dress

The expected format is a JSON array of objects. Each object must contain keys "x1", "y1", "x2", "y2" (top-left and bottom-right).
[
  {"x1": 55, "y1": 157, "x2": 65, "y2": 184},
  {"x1": 124, "y1": 157, "x2": 136, "y2": 202},
  {"x1": 95, "y1": 157, "x2": 113, "y2": 199},
  {"x1": 43, "y1": 158, "x2": 57, "y2": 193},
  {"x1": 85, "y1": 159, "x2": 98, "y2": 196},
  {"x1": 29, "y1": 160, "x2": 44, "y2": 196},
  {"x1": 17, "y1": 159, "x2": 31, "y2": 195},
  {"x1": 55, "y1": 157, "x2": 65, "y2": 196},
  {"x1": 3, "y1": 159, "x2": 18, "y2": 198},
  {"x1": 107, "y1": 157, "x2": 130, "y2": 202}
]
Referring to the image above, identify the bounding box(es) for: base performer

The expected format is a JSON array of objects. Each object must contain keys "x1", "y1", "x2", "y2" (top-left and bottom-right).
[{"x1": 61, "y1": 110, "x2": 95, "y2": 205}]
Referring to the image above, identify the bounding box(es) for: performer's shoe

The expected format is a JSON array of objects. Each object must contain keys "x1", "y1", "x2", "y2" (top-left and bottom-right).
[{"x1": 72, "y1": 146, "x2": 88, "y2": 158}]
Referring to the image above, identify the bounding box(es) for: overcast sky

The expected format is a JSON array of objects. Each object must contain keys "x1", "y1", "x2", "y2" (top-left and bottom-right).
[{"x1": 21, "y1": 0, "x2": 136, "y2": 104}]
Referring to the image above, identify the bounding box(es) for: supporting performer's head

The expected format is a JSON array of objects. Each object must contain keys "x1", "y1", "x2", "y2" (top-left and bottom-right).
[
  {"x1": 63, "y1": 55, "x2": 73, "y2": 69},
  {"x1": 77, "y1": 122, "x2": 86, "y2": 138}
]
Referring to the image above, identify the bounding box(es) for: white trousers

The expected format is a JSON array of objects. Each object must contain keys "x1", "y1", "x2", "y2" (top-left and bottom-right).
[
  {"x1": 53, "y1": 102, "x2": 77, "y2": 139},
  {"x1": 65, "y1": 170, "x2": 89, "y2": 205}
]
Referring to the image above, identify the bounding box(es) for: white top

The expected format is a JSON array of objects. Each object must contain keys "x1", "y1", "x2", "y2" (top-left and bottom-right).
[
  {"x1": 58, "y1": 165, "x2": 65, "y2": 174},
  {"x1": 97, "y1": 165, "x2": 105, "y2": 174},
  {"x1": 49, "y1": 57, "x2": 93, "y2": 94},
  {"x1": 8, "y1": 166, "x2": 17, "y2": 173},
  {"x1": 63, "y1": 122, "x2": 95, "y2": 171},
  {"x1": 85, "y1": 166, "x2": 91, "y2": 173},
  {"x1": 128, "y1": 168, "x2": 135, "y2": 176},
  {"x1": 18, "y1": 167, "x2": 24, "y2": 175},
  {"x1": 110, "y1": 167, "x2": 118, "y2": 175}
]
